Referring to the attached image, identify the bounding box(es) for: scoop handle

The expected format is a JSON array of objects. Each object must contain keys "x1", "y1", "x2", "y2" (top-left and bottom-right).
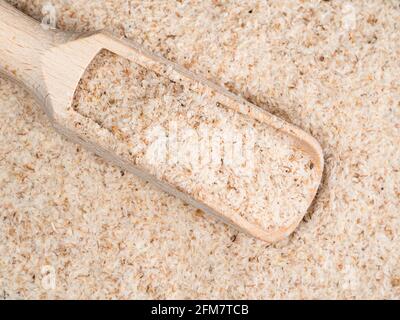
[{"x1": 0, "y1": 1, "x2": 70, "y2": 104}]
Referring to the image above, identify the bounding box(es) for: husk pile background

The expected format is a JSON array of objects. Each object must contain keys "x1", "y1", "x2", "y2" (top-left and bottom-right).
[{"x1": 0, "y1": 0, "x2": 399, "y2": 299}]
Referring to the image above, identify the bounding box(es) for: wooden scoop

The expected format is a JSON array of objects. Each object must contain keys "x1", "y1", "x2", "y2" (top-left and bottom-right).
[{"x1": 0, "y1": 1, "x2": 324, "y2": 242}]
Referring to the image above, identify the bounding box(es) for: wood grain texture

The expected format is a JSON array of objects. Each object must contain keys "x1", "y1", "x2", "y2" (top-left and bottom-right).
[{"x1": 0, "y1": 0, "x2": 324, "y2": 242}]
